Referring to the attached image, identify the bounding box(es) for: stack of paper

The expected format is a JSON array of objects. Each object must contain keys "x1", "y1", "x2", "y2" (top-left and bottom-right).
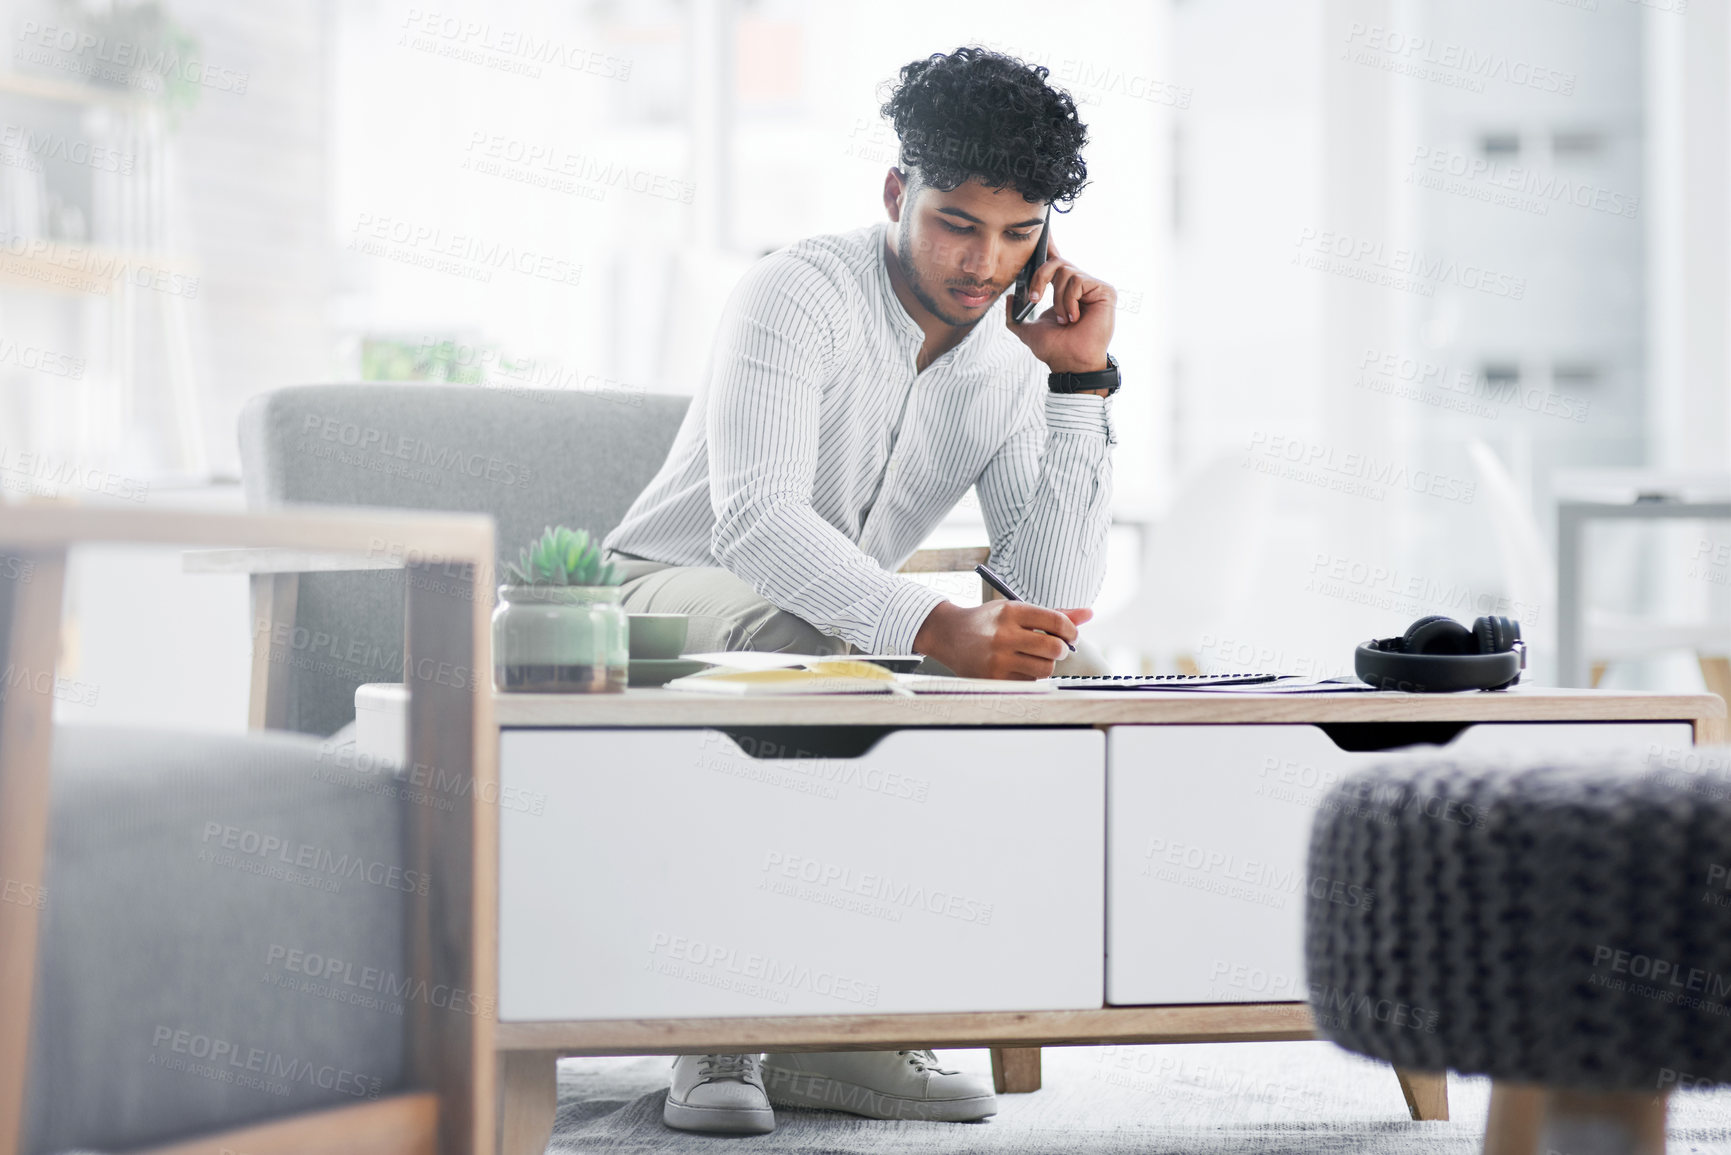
[{"x1": 665, "y1": 653, "x2": 1057, "y2": 696}]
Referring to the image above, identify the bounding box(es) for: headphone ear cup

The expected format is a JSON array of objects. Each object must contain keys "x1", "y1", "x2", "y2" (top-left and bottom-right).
[
  {"x1": 1398, "y1": 616, "x2": 1452, "y2": 653},
  {"x1": 1472, "y1": 616, "x2": 1518, "y2": 654},
  {"x1": 1404, "y1": 615, "x2": 1475, "y2": 656}
]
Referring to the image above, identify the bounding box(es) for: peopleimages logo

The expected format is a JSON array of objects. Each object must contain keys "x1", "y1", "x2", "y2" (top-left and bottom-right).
[
  {"x1": 647, "y1": 932, "x2": 881, "y2": 1008},
  {"x1": 1355, "y1": 346, "x2": 1590, "y2": 424},
  {"x1": 149, "y1": 1026, "x2": 380, "y2": 1099},
  {"x1": 1306, "y1": 549, "x2": 1542, "y2": 623},
  {"x1": 263, "y1": 944, "x2": 493, "y2": 1017},
  {"x1": 14, "y1": 21, "x2": 250, "y2": 94},
  {"x1": 1342, "y1": 23, "x2": 1576, "y2": 96},
  {"x1": 977, "y1": 38, "x2": 1193, "y2": 110},
  {"x1": 346, "y1": 213, "x2": 583, "y2": 288},
  {"x1": 1640, "y1": 743, "x2": 1731, "y2": 805},
  {"x1": 0, "y1": 234, "x2": 200, "y2": 299},
  {"x1": 0, "y1": 337, "x2": 85, "y2": 380},
  {"x1": 463, "y1": 131, "x2": 695, "y2": 204},
  {"x1": 398, "y1": 10, "x2": 632, "y2": 81},
  {"x1": 0, "y1": 663, "x2": 101, "y2": 708},
  {"x1": 1140, "y1": 836, "x2": 1375, "y2": 913},
  {"x1": 0, "y1": 443, "x2": 150, "y2": 502},
  {"x1": 1591, "y1": 946, "x2": 1731, "y2": 1005},
  {"x1": 1209, "y1": 962, "x2": 1440, "y2": 1033},
  {"x1": 413, "y1": 338, "x2": 648, "y2": 408},
  {"x1": 198, "y1": 822, "x2": 431, "y2": 895},
  {"x1": 1407, "y1": 145, "x2": 1638, "y2": 220},
  {"x1": 1689, "y1": 538, "x2": 1729, "y2": 587},
  {"x1": 0, "y1": 876, "x2": 46, "y2": 910},
  {"x1": 298, "y1": 414, "x2": 533, "y2": 489},
  {"x1": 1294, "y1": 228, "x2": 1526, "y2": 301},
  {"x1": 0, "y1": 124, "x2": 133, "y2": 175},
  {"x1": 1243, "y1": 431, "x2": 1478, "y2": 505},
  {"x1": 697, "y1": 731, "x2": 932, "y2": 803},
  {"x1": 759, "y1": 850, "x2": 995, "y2": 925}
]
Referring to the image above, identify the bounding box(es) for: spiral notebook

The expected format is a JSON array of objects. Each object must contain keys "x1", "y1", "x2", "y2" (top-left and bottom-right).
[
  {"x1": 1049, "y1": 673, "x2": 1374, "y2": 693},
  {"x1": 1048, "y1": 673, "x2": 1282, "y2": 689}
]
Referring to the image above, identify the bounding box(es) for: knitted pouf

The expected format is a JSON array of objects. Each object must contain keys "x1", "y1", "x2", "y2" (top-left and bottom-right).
[{"x1": 1304, "y1": 745, "x2": 1731, "y2": 1094}]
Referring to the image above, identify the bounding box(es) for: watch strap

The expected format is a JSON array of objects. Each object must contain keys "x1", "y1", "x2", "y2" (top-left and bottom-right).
[{"x1": 1049, "y1": 353, "x2": 1120, "y2": 395}]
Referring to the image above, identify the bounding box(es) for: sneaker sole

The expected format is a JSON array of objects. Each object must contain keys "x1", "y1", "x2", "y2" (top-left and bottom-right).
[
  {"x1": 662, "y1": 1097, "x2": 776, "y2": 1134},
  {"x1": 764, "y1": 1072, "x2": 998, "y2": 1122}
]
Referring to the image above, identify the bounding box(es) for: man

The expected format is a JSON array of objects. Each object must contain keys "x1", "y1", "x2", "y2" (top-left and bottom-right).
[{"x1": 602, "y1": 46, "x2": 1121, "y2": 1133}]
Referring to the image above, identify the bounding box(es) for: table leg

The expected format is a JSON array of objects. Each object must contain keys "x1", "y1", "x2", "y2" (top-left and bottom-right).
[
  {"x1": 1699, "y1": 655, "x2": 1730, "y2": 712},
  {"x1": 1394, "y1": 1068, "x2": 1448, "y2": 1120},
  {"x1": 1539, "y1": 1089, "x2": 1667, "y2": 1155},
  {"x1": 1557, "y1": 504, "x2": 1587, "y2": 688},
  {"x1": 497, "y1": 1051, "x2": 558, "y2": 1155},
  {"x1": 991, "y1": 1047, "x2": 1042, "y2": 1093},
  {"x1": 1484, "y1": 1083, "x2": 1545, "y2": 1155}
]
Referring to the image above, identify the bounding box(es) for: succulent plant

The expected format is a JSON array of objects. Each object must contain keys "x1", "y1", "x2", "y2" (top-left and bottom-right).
[{"x1": 504, "y1": 525, "x2": 621, "y2": 587}]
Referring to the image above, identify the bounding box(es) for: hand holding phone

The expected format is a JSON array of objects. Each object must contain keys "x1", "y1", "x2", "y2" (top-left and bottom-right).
[
  {"x1": 1002, "y1": 213, "x2": 1118, "y2": 378},
  {"x1": 1009, "y1": 207, "x2": 1052, "y2": 324}
]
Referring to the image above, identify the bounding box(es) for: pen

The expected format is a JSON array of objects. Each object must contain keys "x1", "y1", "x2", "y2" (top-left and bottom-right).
[{"x1": 974, "y1": 562, "x2": 1077, "y2": 653}]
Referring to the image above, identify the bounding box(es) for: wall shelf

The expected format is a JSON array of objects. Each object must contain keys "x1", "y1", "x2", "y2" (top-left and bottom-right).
[
  {"x1": 0, "y1": 68, "x2": 146, "y2": 110},
  {"x1": 0, "y1": 240, "x2": 194, "y2": 296}
]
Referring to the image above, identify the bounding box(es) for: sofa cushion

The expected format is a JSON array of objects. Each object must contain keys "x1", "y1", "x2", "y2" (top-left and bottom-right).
[{"x1": 27, "y1": 725, "x2": 413, "y2": 1154}]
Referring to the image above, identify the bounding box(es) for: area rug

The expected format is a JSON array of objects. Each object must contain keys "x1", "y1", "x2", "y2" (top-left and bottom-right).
[{"x1": 548, "y1": 1041, "x2": 1731, "y2": 1153}]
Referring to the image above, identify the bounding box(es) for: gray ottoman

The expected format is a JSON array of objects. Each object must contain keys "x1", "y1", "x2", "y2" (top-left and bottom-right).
[{"x1": 1304, "y1": 746, "x2": 1731, "y2": 1155}]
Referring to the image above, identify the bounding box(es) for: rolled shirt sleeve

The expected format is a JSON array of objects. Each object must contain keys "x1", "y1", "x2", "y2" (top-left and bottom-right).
[{"x1": 705, "y1": 257, "x2": 950, "y2": 654}]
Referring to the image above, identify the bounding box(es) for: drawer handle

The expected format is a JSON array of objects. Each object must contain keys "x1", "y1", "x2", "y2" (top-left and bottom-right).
[
  {"x1": 1315, "y1": 722, "x2": 1474, "y2": 752},
  {"x1": 711, "y1": 725, "x2": 899, "y2": 761}
]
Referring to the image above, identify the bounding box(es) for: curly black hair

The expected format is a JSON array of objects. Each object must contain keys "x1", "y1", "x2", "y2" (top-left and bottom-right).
[{"x1": 879, "y1": 46, "x2": 1089, "y2": 208}]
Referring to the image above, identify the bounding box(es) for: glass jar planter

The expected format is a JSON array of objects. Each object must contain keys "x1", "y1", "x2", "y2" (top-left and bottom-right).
[{"x1": 492, "y1": 585, "x2": 628, "y2": 693}]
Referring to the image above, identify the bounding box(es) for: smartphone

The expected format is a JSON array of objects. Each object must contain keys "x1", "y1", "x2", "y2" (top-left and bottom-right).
[{"x1": 1009, "y1": 208, "x2": 1052, "y2": 323}]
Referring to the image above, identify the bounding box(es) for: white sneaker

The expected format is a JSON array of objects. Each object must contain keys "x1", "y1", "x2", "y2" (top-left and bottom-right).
[
  {"x1": 762, "y1": 1049, "x2": 998, "y2": 1122},
  {"x1": 663, "y1": 1053, "x2": 775, "y2": 1134}
]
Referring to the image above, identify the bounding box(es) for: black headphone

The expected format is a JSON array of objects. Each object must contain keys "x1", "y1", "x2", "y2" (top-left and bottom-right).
[{"x1": 1355, "y1": 615, "x2": 1525, "y2": 692}]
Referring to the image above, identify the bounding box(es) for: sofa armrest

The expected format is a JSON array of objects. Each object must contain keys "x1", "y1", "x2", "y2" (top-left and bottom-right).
[
  {"x1": 0, "y1": 502, "x2": 496, "y2": 1155},
  {"x1": 183, "y1": 547, "x2": 408, "y2": 574}
]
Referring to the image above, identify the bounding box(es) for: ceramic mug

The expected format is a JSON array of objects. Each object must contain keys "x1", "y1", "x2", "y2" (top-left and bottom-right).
[{"x1": 627, "y1": 613, "x2": 690, "y2": 661}]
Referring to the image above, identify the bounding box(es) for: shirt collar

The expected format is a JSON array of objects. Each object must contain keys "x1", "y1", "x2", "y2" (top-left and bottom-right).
[{"x1": 871, "y1": 220, "x2": 996, "y2": 364}]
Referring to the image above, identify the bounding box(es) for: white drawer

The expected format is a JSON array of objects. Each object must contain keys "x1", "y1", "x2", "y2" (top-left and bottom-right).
[
  {"x1": 500, "y1": 726, "x2": 1104, "y2": 1021},
  {"x1": 1105, "y1": 722, "x2": 1693, "y2": 1006}
]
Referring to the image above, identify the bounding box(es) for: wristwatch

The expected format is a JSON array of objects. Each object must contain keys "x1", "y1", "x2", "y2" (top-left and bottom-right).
[{"x1": 1048, "y1": 353, "x2": 1120, "y2": 396}]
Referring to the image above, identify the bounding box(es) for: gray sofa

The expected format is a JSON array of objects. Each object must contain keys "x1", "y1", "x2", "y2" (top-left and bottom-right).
[
  {"x1": 5, "y1": 505, "x2": 489, "y2": 1155},
  {"x1": 239, "y1": 384, "x2": 690, "y2": 736},
  {"x1": 26, "y1": 726, "x2": 414, "y2": 1154}
]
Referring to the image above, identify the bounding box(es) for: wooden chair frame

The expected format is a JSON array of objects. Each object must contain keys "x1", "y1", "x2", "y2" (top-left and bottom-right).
[{"x1": 0, "y1": 504, "x2": 496, "y2": 1155}]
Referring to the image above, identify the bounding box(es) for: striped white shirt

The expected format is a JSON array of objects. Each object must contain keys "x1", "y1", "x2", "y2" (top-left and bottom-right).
[{"x1": 603, "y1": 220, "x2": 1117, "y2": 655}]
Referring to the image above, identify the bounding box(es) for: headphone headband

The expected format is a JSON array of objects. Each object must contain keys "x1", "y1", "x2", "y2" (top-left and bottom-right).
[
  {"x1": 1355, "y1": 616, "x2": 1526, "y2": 692},
  {"x1": 1355, "y1": 640, "x2": 1523, "y2": 693}
]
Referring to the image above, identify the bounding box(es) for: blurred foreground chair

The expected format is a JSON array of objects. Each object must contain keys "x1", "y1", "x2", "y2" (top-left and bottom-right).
[
  {"x1": 1306, "y1": 748, "x2": 1731, "y2": 1155},
  {"x1": 0, "y1": 505, "x2": 495, "y2": 1155},
  {"x1": 1585, "y1": 609, "x2": 1731, "y2": 711}
]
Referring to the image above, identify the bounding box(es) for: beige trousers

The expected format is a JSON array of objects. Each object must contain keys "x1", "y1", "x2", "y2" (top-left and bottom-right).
[{"x1": 605, "y1": 552, "x2": 1111, "y2": 677}]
